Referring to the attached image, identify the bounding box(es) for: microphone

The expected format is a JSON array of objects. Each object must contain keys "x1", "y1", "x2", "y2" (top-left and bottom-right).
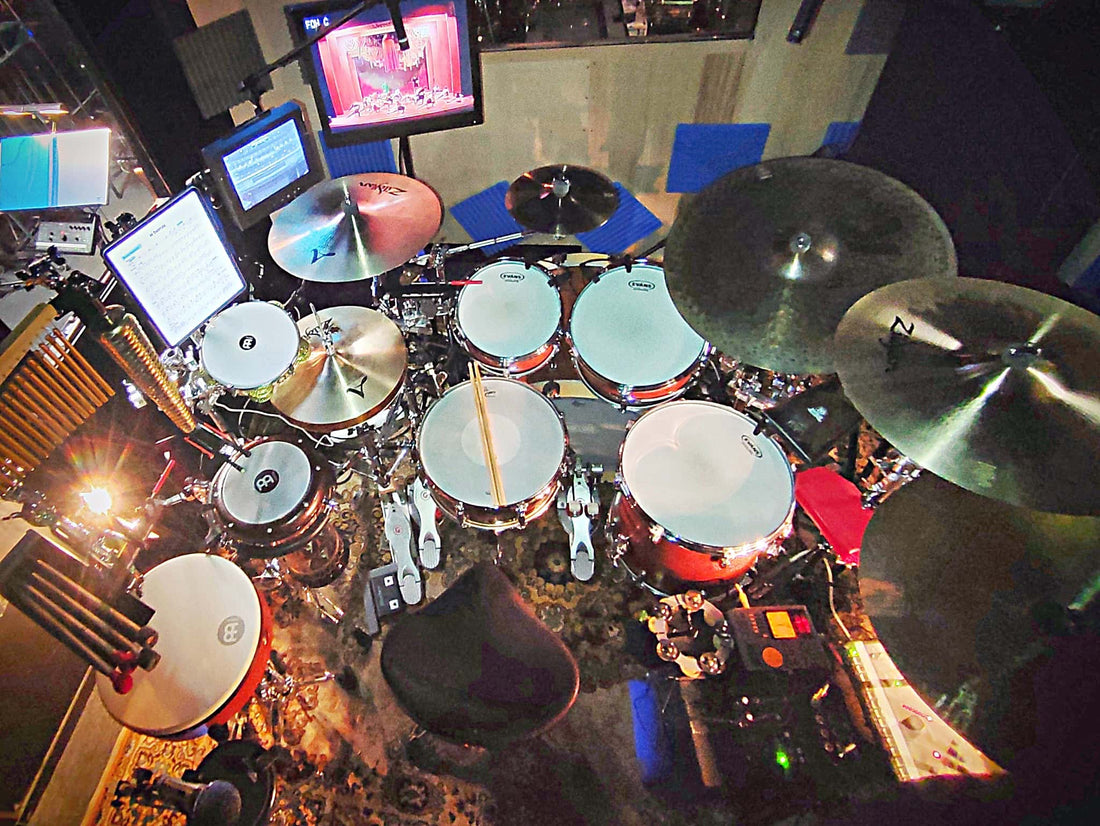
[
  {"x1": 118, "y1": 770, "x2": 242, "y2": 826},
  {"x1": 385, "y1": 0, "x2": 410, "y2": 50}
]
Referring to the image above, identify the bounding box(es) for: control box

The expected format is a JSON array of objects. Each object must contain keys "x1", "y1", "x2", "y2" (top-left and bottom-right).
[
  {"x1": 34, "y1": 218, "x2": 98, "y2": 255},
  {"x1": 726, "y1": 605, "x2": 831, "y2": 673}
]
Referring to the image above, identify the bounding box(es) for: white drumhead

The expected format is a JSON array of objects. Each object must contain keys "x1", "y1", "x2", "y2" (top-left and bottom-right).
[
  {"x1": 418, "y1": 378, "x2": 566, "y2": 507},
  {"x1": 570, "y1": 263, "x2": 706, "y2": 386},
  {"x1": 621, "y1": 401, "x2": 794, "y2": 548},
  {"x1": 214, "y1": 440, "x2": 313, "y2": 526},
  {"x1": 201, "y1": 302, "x2": 299, "y2": 389},
  {"x1": 456, "y1": 260, "x2": 561, "y2": 358},
  {"x1": 96, "y1": 554, "x2": 261, "y2": 736}
]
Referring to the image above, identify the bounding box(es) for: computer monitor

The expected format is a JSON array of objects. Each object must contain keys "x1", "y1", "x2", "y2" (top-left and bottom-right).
[
  {"x1": 285, "y1": 0, "x2": 484, "y2": 147},
  {"x1": 102, "y1": 187, "x2": 246, "y2": 348},
  {"x1": 0, "y1": 128, "x2": 111, "y2": 212},
  {"x1": 200, "y1": 101, "x2": 325, "y2": 229}
]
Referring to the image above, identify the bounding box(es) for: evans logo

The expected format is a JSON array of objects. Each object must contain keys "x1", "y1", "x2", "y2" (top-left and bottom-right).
[
  {"x1": 740, "y1": 435, "x2": 763, "y2": 459},
  {"x1": 500, "y1": 272, "x2": 525, "y2": 282},
  {"x1": 628, "y1": 280, "x2": 655, "y2": 292}
]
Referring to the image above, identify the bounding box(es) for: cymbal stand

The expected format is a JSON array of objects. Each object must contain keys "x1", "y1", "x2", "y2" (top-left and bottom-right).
[{"x1": 255, "y1": 650, "x2": 334, "y2": 747}]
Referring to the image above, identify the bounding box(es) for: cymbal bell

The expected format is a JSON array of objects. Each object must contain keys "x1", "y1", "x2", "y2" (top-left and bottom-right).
[
  {"x1": 270, "y1": 306, "x2": 406, "y2": 432},
  {"x1": 663, "y1": 157, "x2": 957, "y2": 374},
  {"x1": 268, "y1": 173, "x2": 443, "y2": 282},
  {"x1": 835, "y1": 277, "x2": 1100, "y2": 516},
  {"x1": 859, "y1": 474, "x2": 1100, "y2": 751},
  {"x1": 505, "y1": 164, "x2": 619, "y2": 236}
]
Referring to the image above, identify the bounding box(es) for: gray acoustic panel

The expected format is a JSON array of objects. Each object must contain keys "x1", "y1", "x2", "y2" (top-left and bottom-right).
[{"x1": 173, "y1": 10, "x2": 271, "y2": 119}]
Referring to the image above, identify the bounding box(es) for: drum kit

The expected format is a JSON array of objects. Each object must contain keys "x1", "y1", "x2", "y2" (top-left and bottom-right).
[{"x1": 61, "y1": 154, "x2": 1100, "y2": 772}]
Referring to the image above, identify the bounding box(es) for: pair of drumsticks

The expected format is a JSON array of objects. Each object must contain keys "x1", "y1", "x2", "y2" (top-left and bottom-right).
[{"x1": 469, "y1": 362, "x2": 506, "y2": 508}]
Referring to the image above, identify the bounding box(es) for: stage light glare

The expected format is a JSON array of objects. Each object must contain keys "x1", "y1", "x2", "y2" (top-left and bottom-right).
[{"x1": 80, "y1": 486, "x2": 113, "y2": 515}]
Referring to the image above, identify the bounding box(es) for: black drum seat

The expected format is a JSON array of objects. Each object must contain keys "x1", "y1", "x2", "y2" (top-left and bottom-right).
[{"x1": 380, "y1": 563, "x2": 580, "y2": 749}]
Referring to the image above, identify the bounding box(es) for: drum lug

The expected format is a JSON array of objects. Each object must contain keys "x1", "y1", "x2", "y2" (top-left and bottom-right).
[
  {"x1": 516, "y1": 510, "x2": 527, "y2": 530},
  {"x1": 455, "y1": 502, "x2": 467, "y2": 527},
  {"x1": 608, "y1": 535, "x2": 628, "y2": 562},
  {"x1": 648, "y1": 523, "x2": 664, "y2": 543}
]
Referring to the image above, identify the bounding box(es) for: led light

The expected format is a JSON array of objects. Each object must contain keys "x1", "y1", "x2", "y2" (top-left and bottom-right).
[
  {"x1": 775, "y1": 748, "x2": 791, "y2": 770},
  {"x1": 80, "y1": 486, "x2": 112, "y2": 515}
]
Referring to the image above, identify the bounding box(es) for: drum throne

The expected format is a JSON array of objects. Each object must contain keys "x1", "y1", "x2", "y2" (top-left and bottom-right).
[{"x1": 381, "y1": 562, "x2": 580, "y2": 749}]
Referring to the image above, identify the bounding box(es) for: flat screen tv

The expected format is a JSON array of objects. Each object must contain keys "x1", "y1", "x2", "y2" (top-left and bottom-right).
[
  {"x1": 201, "y1": 100, "x2": 325, "y2": 229},
  {"x1": 285, "y1": 0, "x2": 484, "y2": 147}
]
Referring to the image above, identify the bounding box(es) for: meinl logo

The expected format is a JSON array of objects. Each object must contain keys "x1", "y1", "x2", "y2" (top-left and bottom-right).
[
  {"x1": 740, "y1": 435, "x2": 763, "y2": 459},
  {"x1": 628, "y1": 280, "x2": 655, "y2": 292}
]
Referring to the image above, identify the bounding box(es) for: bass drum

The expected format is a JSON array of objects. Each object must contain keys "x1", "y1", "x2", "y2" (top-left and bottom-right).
[
  {"x1": 417, "y1": 378, "x2": 568, "y2": 529},
  {"x1": 453, "y1": 259, "x2": 562, "y2": 376},
  {"x1": 95, "y1": 554, "x2": 272, "y2": 739},
  {"x1": 611, "y1": 400, "x2": 794, "y2": 585},
  {"x1": 210, "y1": 437, "x2": 335, "y2": 558},
  {"x1": 568, "y1": 262, "x2": 710, "y2": 408}
]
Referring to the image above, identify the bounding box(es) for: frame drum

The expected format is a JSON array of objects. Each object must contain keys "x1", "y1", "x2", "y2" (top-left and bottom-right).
[
  {"x1": 453, "y1": 259, "x2": 562, "y2": 376},
  {"x1": 612, "y1": 400, "x2": 795, "y2": 584},
  {"x1": 95, "y1": 554, "x2": 272, "y2": 738},
  {"x1": 200, "y1": 302, "x2": 300, "y2": 395},
  {"x1": 211, "y1": 437, "x2": 335, "y2": 557},
  {"x1": 568, "y1": 262, "x2": 710, "y2": 407},
  {"x1": 417, "y1": 378, "x2": 568, "y2": 529}
]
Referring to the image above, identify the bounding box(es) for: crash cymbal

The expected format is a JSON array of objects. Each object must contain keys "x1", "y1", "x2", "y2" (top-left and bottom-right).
[
  {"x1": 505, "y1": 164, "x2": 618, "y2": 236},
  {"x1": 268, "y1": 173, "x2": 443, "y2": 282},
  {"x1": 859, "y1": 474, "x2": 1100, "y2": 745},
  {"x1": 835, "y1": 277, "x2": 1100, "y2": 515},
  {"x1": 270, "y1": 306, "x2": 406, "y2": 431},
  {"x1": 663, "y1": 157, "x2": 957, "y2": 374}
]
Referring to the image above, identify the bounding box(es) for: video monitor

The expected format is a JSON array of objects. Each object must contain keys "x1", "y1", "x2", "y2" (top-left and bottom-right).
[
  {"x1": 102, "y1": 187, "x2": 246, "y2": 348},
  {"x1": 0, "y1": 128, "x2": 111, "y2": 212},
  {"x1": 201, "y1": 101, "x2": 325, "y2": 229},
  {"x1": 285, "y1": 0, "x2": 484, "y2": 147}
]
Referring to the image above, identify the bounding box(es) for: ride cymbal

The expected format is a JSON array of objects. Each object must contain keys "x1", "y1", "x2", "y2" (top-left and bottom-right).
[
  {"x1": 663, "y1": 157, "x2": 957, "y2": 374},
  {"x1": 268, "y1": 173, "x2": 443, "y2": 282},
  {"x1": 505, "y1": 164, "x2": 618, "y2": 236},
  {"x1": 835, "y1": 277, "x2": 1100, "y2": 515},
  {"x1": 270, "y1": 306, "x2": 407, "y2": 431},
  {"x1": 859, "y1": 473, "x2": 1100, "y2": 748}
]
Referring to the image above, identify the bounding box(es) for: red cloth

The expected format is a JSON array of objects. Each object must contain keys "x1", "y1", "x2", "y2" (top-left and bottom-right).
[{"x1": 794, "y1": 467, "x2": 873, "y2": 566}]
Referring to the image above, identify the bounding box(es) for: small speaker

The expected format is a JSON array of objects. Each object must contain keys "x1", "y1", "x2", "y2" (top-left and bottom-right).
[{"x1": 173, "y1": 10, "x2": 271, "y2": 119}]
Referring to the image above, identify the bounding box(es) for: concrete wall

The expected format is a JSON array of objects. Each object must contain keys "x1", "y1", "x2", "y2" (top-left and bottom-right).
[{"x1": 188, "y1": 0, "x2": 888, "y2": 233}]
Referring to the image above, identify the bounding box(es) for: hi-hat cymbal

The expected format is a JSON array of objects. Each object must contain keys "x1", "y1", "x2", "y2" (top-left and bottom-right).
[
  {"x1": 505, "y1": 164, "x2": 619, "y2": 236},
  {"x1": 859, "y1": 474, "x2": 1100, "y2": 746},
  {"x1": 663, "y1": 157, "x2": 957, "y2": 374},
  {"x1": 270, "y1": 306, "x2": 406, "y2": 431},
  {"x1": 268, "y1": 173, "x2": 443, "y2": 282},
  {"x1": 835, "y1": 277, "x2": 1100, "y2": 515}
]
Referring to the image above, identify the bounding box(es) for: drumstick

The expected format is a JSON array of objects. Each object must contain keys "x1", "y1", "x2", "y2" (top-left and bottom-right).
[{"x1": 469, "y1": 363, "x2": 506, "y2": 508}]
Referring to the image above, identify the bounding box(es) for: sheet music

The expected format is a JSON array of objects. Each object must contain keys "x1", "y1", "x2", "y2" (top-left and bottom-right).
[{"x1": 104, "y1": 188, "x2": 245, "y2": 346}]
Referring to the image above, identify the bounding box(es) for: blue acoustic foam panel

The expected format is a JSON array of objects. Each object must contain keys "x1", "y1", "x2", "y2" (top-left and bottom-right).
[
  {"x1": 449, "y1": 181, "x2": 526, "y2": 256},
  {"x1": 576, "y1": 183, "x2": 662, "y2": 254},
  {"x1": 822, "y1": 121, "x2": 861, "y2": 154},
  {"x1": 319, "y1": 133, "x2": 397, "y2": 177},
  {"x1": 666, "y1": 123, "x2": 771, "y2": 193}
]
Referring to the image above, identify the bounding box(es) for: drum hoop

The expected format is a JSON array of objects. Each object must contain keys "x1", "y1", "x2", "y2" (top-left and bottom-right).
[
  {"x1": 212, "y1": 438, "x2": 321, "y2": 528},
  {"x1": 567, "y1": 335, "x2": 711, "y2": 406},
  {"x1": 452, "y1": 318, "x2": 561, "y2": 374},
  {"x1": 417, "y1": 379, "x2": 569, "y2": 508},
  {"x1": 616, "y1": 401, "x2": 796, "y2": 555}
]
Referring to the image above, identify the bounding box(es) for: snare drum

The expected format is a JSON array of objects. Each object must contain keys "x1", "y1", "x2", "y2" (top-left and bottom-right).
[
  {"x1": 210, "y1": 437, "x2": 335, "y2": 558},
  {"x1": 417, "y1": 378, "x2": 568, "y2": 529},
  {"x1": 611, "y1": 401, "x2": 795, "y2": 585},
  {"x1": 568, "y1": 262, "x2": 710, "y2": 407},
  {"x1": 95, "y1": 554, "x2": 272, "y2": 738},
  {"x1": 200, "y1": 302, "x2": 301, "y2": 399},
  {"x1": 454, "y1": 259, "x2": 562, "y2": 375}
]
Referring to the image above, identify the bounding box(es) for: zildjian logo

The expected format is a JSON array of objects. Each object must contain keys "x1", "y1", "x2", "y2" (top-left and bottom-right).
[
  {"x1": 347, "y1": 375, "x2": 370, "y2": 398},
  {"x1": 311, "y1": 248, "x2": 336, "y2": 264},
  {"x1": 878, "y1": 315, "x2": 914, "y2": 372},
  {"x1": 359, "y1": 181, "x2": 406, "y2": 196}
]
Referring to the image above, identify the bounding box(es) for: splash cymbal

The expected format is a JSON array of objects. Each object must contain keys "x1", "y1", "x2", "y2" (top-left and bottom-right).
[
  {"x1": 663, "y1": 157, "x2": 957, "y2": 373},
  {"x1": 835, "y1": 277, "x2": 1100, "y2": 515},
  {"x1": 270, "y1": 306, "x2": 407, "y2": 431},
  {"x1": 268, "y1": 173, "x2": 443, "y2": 282},
  {"x1": 505, "y1": 164, "x2": 618, "y2": 236}
]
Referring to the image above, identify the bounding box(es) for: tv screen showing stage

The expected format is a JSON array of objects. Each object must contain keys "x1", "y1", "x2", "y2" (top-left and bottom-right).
[{"x1": 286, "y1": 0, "x2": 484, "y2": 147}]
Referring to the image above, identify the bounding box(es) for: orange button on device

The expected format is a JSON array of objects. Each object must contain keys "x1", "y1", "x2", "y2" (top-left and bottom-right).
[{"x1": 761, "y1": 646, "x2": 784, "y2": 669}]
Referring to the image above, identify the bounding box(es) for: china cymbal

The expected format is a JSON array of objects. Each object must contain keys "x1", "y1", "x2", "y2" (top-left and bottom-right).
[
  {"x1": 270, "y1": 306, "x2": 406, "y2": 431},
  {"x1": 268, "y1": 173, "x2": 443, "y2": 282},
  {"x1": 505, "y1": 164, "x2": 618, "y2": 236},
  {"x1": 663, "y1": 157, "x2": 957, "y2": 374},
  {"x1": 835, "y1": 277, "x2": 1100, "y2": 515},
  {"x1": 859, "y1": 474, "x2": 1100, "y2": 738}
]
